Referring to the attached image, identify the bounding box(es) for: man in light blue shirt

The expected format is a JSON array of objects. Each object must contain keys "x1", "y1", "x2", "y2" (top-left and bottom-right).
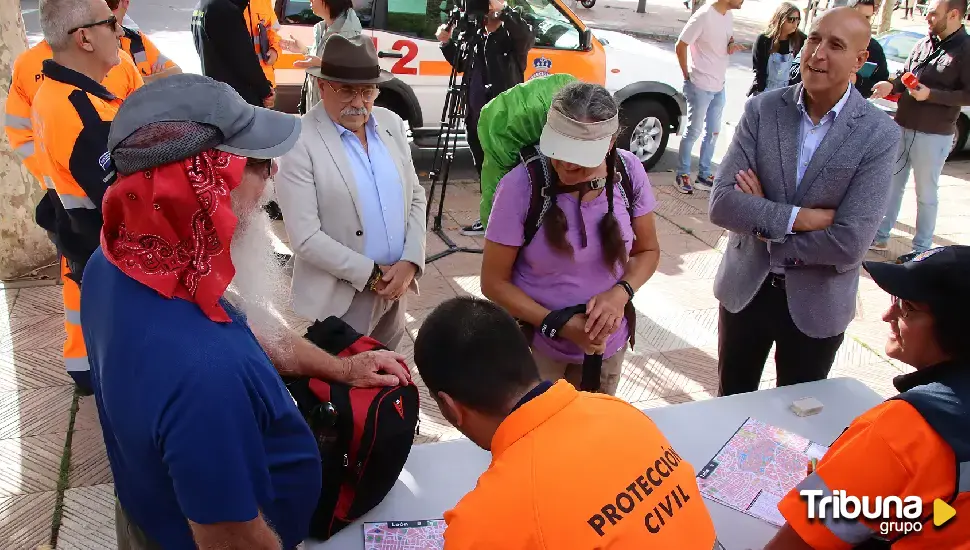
[{"x1": 276, "y1": 36, "x2": 427, "y2": 350}]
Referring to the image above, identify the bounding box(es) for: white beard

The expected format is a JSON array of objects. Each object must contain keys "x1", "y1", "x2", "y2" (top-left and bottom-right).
[{"x1": 225, "y1": 185, "x2": 291, "y2": 357}]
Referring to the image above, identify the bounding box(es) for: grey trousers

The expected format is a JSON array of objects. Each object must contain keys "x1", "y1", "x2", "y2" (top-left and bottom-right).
[{"x1": 340, "y1": 291, "x2": 407, "y2": 351}]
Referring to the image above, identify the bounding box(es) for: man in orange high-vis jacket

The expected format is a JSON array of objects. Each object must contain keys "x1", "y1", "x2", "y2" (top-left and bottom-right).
[
  {"x1": 106, "y1": 0, "x2": 182, "y2": 82},
  {"x1": 5, "y1": 40, "x2": 142, "y2": 186},
  {"x1": 768, "y1": 246, "x2": 970, "y2": 550},
  {"x1": 32, "y1": 0, "x2": 129, "y2": 393},
  {"x1": 414, "y1": 297, "x2": 724, "y2": 550},
  {"x1": 243, "y1": 0, "x2": 281, "y2": 97}
]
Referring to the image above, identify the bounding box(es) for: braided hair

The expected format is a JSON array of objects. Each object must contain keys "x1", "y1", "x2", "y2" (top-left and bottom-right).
[{"x1": 543, "y1": 82, "x2": 628, "y2": 273}]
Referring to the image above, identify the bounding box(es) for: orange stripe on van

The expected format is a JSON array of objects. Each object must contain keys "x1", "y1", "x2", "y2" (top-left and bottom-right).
[{"x1": 418, "y1": 61, "x2": 454, "y2": 76}]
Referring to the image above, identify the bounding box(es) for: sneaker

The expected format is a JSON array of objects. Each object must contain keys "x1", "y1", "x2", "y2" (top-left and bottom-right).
[
  {"x1": 461, "y1": 219, "x2": 485, "y2": 236},
  {"x1": 896, "y1": 251, "x2": 919, "y2": 264},
  {"x1": 869, "y1": 240, "x2": 889, "y2": 251},
  {"x1": 676, "y1": 174, "x2": 694, "y2": 194},
  {"x1": 265, "y1": 201, "x2": 283, "y2": 221},
  {"x1": 694, "y1": 174, "x2": 714, "y2": 191}
]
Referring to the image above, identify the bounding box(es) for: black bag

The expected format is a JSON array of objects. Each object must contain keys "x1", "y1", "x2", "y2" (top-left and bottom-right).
[{"x1": 283, "y1": 317, "x2": 419, "y2": 540}]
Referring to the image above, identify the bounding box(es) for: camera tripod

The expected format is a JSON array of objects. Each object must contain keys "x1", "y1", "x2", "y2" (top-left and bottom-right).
[{"x1": 424, "y1": 7, "x2": 487, "y2": 264}]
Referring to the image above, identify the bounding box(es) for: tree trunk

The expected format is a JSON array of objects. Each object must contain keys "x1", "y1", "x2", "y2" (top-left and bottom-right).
[
  {"x1": 637, "y1": 0, "x2": 646, "y2": 14},
  {"x1": 877, "y1": 0, "x2": 894, "y2": 34},
  {"x1": 0, "y1": 0, "x2": 55, "y2": 279},
  {"x1": 692, "y1": 0, "x2": 704, "y2": 13}
]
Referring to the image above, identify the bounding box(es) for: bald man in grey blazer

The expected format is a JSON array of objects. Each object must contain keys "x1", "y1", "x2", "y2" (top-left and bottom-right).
[{"x1": 708, "y1": 8, "x2": 901, "y2": 396}]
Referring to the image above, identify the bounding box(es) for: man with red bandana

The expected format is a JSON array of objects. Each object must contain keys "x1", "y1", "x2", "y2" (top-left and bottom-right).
[{"x1": 80, "y1": 74, "x2": 411, "y2": 549}]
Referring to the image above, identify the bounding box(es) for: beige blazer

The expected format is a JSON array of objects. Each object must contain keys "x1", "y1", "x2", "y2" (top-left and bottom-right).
[{"x1": 275, "y1": 104, "x2": 427, "y2": 322}]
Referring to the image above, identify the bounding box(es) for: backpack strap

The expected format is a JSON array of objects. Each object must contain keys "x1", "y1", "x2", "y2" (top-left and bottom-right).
[
  {"x1": 520, "y1": 144, "x2": 553, "y2": 247},
  {"x1": 615, "y1": 151, "x2": 636, "y2": 216}
]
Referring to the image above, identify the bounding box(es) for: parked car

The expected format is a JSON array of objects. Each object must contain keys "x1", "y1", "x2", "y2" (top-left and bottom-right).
[
  {"x1": 872, "y1": 29, "x2": 970, "y2": 157},
  {"x1": 272, "y1": 0, "x2": 688, "y2": 170}
]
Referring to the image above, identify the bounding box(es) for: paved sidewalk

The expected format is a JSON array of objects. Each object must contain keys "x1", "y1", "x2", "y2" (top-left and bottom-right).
[
  {"x1": 581, "y1": 0, "x2": 943, "y2": 44},
  {"x1": 1, "y1": 158, "x2": 969, "y2": 547}
]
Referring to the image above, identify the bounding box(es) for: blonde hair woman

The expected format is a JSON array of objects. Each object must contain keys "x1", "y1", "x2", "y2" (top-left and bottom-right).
[{"x1": 748, "y1": 2, "x2": 805, "y2": 95}]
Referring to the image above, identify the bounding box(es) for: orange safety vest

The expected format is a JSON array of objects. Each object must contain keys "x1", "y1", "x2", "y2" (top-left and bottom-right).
[
  {"x1": 4, "y1": 41, "x2": 142, "y2": 185},
  {"x1": 443, "y1": 381, "x2": 722, "y2": 549},
  {"x1": 120, "y1": 27, "x2": 177, "y2": 78},
  {"x1": 243, "y1": 0, "x2": 281, "y2": 87},
  {"x1": 778, "y1": 363, "x2": 970, "y2": 550}
]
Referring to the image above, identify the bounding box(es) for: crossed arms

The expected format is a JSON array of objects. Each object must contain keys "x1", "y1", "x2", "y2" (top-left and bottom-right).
[{"x1": 709, "y1": 98, "x2": 899, "y2": 269}]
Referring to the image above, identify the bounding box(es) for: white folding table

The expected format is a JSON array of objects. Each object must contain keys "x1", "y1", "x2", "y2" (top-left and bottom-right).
[{"x1": 309, "y1": 377, "x2": 885, "y2": 550}]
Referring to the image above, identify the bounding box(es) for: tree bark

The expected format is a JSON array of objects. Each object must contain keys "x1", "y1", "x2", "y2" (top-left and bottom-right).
[
  {"x1": 637, "y1": 0, "x2": 646, "y2": 14},
  {"x1": 0, "y1": 0, "x2": 56, "y2": 279}
]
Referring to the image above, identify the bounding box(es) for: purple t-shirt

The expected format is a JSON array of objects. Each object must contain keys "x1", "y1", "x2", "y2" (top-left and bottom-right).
[{"x1": 485, "y1": 149, "x2": 657, "y2": 363}]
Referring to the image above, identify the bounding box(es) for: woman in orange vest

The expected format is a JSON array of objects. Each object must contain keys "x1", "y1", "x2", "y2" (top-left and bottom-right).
[
  {"x1": 414, "y1": 297, "x2": 723, "y2": 549},
  {"x1": 770, "y1": 246, "x2": 970, "y2": 549}
]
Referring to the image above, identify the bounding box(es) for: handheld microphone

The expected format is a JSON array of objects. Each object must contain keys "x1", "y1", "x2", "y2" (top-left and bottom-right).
[{"x1": 901, "y1": 72, "x2": 920, "y2": 90}]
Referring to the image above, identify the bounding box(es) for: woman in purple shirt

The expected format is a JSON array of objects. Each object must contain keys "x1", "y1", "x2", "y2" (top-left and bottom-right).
[{"x1": 481, "y1": 82, "x2": 662, "y2": 395}]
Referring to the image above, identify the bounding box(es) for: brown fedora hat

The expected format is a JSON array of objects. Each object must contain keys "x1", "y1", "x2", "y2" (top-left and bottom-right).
[{"x1": 306, "y1": 34, "x2": 393, "y2": 85}]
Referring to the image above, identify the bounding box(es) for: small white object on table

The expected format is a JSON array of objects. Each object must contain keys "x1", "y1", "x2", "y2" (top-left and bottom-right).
[{"x1": 309, "y1": 377, "x2": 884, "y2": 550}]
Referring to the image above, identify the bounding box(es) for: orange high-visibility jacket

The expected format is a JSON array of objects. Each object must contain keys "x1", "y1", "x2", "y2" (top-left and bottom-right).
[
  {"x1": 242, "y1": 0, "x2": 281, "y2": 86},
  {"x1": 4, "y1": 41, "x2": 142, "y2": 185},
  {"x1": 120, "y1": 26, "x2": 177, "y2": 78},
  {"x1": 443, "y1": 381, "x2": 722, "y2": 549}
]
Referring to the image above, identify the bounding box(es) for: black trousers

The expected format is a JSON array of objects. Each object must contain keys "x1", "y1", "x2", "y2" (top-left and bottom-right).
[
  {"x1": 717, "y1": 275, "x2": 844, "y2": 396},
  {"x1": 466, "y1": 111, "x2": 484, "y2": 180}
]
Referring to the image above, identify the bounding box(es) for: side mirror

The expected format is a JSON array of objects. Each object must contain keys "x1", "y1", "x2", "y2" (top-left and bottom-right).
[{"x1": 579, "y1": 28, "x2": 593, "y2": 50}]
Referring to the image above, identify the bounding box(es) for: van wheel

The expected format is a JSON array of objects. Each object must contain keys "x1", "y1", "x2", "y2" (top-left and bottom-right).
[
  {"x1": 375, "y1": 90, "x2": 411, "y2": 128},
  {"x1": 618, "y1": 99, "x2": 671, "y2": 172},
  {"x1": 951, "y1": 114, "x2": 968, "y2": 158}
]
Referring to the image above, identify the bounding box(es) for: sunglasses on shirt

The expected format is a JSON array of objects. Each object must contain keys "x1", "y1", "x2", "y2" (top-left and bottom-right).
[{"x1": 68, "y1": 15, "x2": 119, "y2": 35}]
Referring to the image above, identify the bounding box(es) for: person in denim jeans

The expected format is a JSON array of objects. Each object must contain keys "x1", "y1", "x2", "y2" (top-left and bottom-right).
[
  {"x1": 870, "y1": 0, "x2": 970, "y2": 261},
  {"x1": 674, "y1": 0, "x2": 744, "y2": 194}
]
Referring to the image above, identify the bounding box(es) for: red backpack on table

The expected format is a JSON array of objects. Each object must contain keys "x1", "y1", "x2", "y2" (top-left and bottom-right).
[{"x1": 282, "y1": 317, "x2": 419, "y2": 540}]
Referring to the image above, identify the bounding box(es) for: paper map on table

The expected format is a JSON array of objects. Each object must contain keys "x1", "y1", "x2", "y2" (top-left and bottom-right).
[
  {"x1": 696, "y1": 417, "x2": 829, "y2": 527},
  {"x1": 363, "y1": 519, "x2": 445, "y2": 550}
]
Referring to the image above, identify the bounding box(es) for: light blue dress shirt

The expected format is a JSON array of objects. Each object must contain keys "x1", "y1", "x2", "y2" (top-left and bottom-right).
[
  {"x1": 786, "y1": 84, "x2": 854, "y2": 232},
  {"x1": 333, "y1": 116, "x2": 406, "y2": 266}
]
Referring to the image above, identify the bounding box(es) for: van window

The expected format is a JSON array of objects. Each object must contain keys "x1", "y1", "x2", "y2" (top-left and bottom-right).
[
  {"x1": 508, "y1": 0, "x2": 580, "y2": 50},
  {"x1": 280, "y1": 0, "x2": 374, "y2": 28},
  {"x1": 386, "y1": 0, "x2": 451, "y2": 40}
]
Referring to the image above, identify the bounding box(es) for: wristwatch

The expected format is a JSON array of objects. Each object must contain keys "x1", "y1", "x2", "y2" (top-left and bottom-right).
[{"x1": 366, "y1": 264, "x2": 384, "y2": 292}]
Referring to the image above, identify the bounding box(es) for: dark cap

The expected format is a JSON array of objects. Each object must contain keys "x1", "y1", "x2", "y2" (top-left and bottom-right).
[
  {"x1": 108, "y1": 74, "x2": 301, "y2": 161},
  {"x1": 863, "y1": 246, "x2": 970, "y2": 309}
]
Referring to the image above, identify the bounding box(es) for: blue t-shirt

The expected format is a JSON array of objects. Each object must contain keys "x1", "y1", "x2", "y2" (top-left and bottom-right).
[{"x1": 81, "y1": 249, "x2": 321, "y2": 549}]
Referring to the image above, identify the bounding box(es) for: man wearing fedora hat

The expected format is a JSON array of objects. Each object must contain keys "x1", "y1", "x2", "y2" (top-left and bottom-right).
[{"x1": 276, "y1": 35, "x2": 426, "y2": 351}]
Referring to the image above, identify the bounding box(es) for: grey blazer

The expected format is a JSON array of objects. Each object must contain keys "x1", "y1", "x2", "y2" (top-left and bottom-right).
[
  {"x1": 275, "y1": 105, "x2": 427, "y2": 322},
  {"x1": 709, "y1": 84, "x2": 901, "y2": 339}
]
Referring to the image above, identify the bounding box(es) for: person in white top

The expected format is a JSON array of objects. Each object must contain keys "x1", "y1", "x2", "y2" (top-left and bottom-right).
[{"x1": 675, "y1": 0, "x2": 744, "y2": 194}]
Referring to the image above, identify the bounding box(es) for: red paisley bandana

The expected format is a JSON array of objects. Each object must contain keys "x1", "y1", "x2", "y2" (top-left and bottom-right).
[{"x1": 100, "y1": 150, "x2": 246, "y2": 323}]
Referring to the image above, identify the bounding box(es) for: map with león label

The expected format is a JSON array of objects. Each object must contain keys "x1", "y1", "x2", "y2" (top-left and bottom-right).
[
  {"x1": 696, "y1": 417, "x2": 829, "y2": 527},
  {"x1": 363, "y1": 519, "x2": 446, "y2": 550}
]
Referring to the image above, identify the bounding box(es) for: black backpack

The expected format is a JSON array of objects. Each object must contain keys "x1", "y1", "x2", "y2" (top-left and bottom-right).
[
  {"x1": 515, "y1": 144, "x2": 640, "y2": 374},
  {"x1": 283, "y1": 317, "x2": 419, "y2": 540},
  {"x1": 518, "y1": 143, "x2": 638, "y2": 247}
]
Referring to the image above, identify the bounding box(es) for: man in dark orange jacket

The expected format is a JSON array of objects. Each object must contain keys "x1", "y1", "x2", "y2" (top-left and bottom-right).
[
  {"x1": 414, "y1": 297, "x2": 723, "y2": 549},
  {"x1": 769, "y1": 246, "x2": 970, "y2": 549},
  {"x1": 31, "y1": 0, "x2": 128, "y2": 392}
]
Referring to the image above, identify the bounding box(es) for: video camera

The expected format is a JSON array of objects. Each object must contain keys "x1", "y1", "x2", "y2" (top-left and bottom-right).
[{"x1": 446, "y1": 0, "x2": 491, "y2": 29}]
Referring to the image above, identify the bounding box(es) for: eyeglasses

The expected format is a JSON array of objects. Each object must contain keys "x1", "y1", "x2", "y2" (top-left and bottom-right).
[
  {"x1": 326, "y1": 83, "x2": 380, "y2": 103},
  {"x1": 786, "y1": 15, "x2": 801, "y2": 23},
  {"x1": 890, "y1": 296, "x2": 926, "y2": 319},
  {"x1": 68, "y1": 15, "x2": 118, "y2": 36},
  {"x1": 246, "y1": 158, "x2": 274, "y2": 178}
]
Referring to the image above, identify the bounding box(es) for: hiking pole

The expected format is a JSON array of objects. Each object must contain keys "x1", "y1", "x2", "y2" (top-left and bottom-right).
[{"x1": 424, "y1": 5, "x2": 485, "y2": 264}]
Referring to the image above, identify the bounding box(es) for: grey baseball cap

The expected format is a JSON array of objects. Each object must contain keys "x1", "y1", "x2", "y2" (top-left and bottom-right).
[{"x1": 108, "y1": 74, "x2": 300, "y2": 162}]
